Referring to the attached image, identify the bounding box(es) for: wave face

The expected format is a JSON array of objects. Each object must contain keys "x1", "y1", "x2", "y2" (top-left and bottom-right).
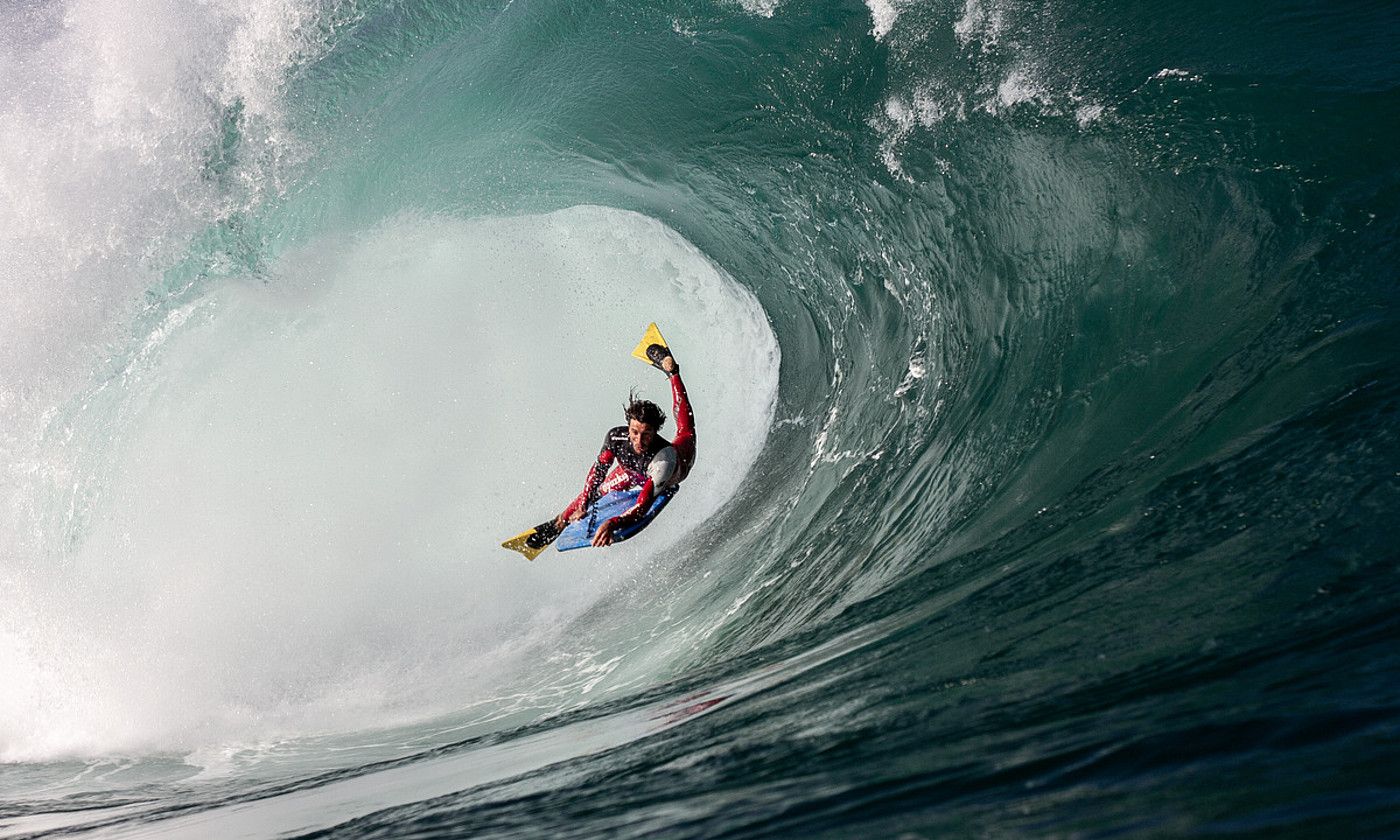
[{"x1": 3, "y1": 0, "x2": 1399, "y2": 836}]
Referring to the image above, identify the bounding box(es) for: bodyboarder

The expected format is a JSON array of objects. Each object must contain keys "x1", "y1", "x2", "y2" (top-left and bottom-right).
[
  {"x1": 554, "y1": 349, "x2": 695, "y2": 547},
  {"x1": 502, "y1": 333, "x2": 695, "y2": 559}
]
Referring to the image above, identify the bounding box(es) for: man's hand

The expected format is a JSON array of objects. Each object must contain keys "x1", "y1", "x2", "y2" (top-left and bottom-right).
[
  {"x1": 661, "y1": 354, "x2": 678, "y2": 375},
  {"x1": 555, "y1": 509, "x2": 583, "y2": 529},
  {"x1": 592, "y1": 518, "x2": 617, "y2": 547}
]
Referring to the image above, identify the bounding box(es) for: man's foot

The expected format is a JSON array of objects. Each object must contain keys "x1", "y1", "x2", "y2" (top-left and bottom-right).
[{"x1": 527, "y1": 519, "x2": 563, "y2": 549}]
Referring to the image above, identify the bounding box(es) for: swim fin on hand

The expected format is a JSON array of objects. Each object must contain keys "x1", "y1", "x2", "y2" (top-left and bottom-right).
[{"x1": 631, "y1": 322, "x2": 671, "y2": 370}]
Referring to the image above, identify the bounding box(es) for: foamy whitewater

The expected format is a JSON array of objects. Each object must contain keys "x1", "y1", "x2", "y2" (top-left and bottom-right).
[{"x1": 3, "y1": 0, "x2": 1399, "y2": 837}]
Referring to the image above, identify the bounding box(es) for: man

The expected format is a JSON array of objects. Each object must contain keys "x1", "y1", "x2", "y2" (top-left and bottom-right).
[{"x1": 555, "y1": 349, "x2": 695, "y2": 547}]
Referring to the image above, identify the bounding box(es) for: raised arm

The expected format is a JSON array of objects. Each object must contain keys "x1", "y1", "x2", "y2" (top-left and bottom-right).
[{"x1": 664, "y1": 356, "x2": 695, "y2": 482}]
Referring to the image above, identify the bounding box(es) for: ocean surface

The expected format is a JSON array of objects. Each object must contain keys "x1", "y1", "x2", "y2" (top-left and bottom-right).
[{"x1": 3, "y1": 0, "x2": 1399, "y2": 837}]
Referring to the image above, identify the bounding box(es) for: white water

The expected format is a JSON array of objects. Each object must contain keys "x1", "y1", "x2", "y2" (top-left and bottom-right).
[
  {"x1": 1, "y1": 207, "x2": 779, "y2": 763},
  {"x1": 0, "y1": 0, "x2": 780, "y2": 766},
  {"x1": 0, "y1": 0, "x2": 324, "y2": 397}
]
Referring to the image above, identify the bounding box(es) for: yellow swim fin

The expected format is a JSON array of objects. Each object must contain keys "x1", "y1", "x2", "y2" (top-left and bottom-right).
[
  {"x1": 502, "y1": 523, "x2": 555, "y2": 561},
  {"x1": 501, "y1": 529, "x2": 545, "y2": 561},
  {"x1": 631, "y1": 322, "x2": 671, "y2": 369}
]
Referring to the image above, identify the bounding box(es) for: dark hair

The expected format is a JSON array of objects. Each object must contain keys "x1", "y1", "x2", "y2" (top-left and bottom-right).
[{"x1": 624, "y1": 390, "x2": 666, "y2": 429}]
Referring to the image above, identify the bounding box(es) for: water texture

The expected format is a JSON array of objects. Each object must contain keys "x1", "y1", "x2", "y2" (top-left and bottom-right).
[{"x1": 2, "y1": 0, "x2": 1398, "y2": 837}]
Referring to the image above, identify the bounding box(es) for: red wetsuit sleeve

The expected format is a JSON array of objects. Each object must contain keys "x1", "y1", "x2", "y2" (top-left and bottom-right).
[
  {"x1": 609, "y1": 477, "x2": 656, "y2": 529},
  {"x1": 668, "y1": 370, "x2": 696, "y2": 482},
  {"x1": 561, "y1": 446, "x2": 614, "y2": 521}
]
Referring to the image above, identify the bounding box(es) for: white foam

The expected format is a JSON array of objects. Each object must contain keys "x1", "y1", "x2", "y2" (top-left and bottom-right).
[
  {"x1": 0, "y1": 3, "x2": 346, "y2": 760},
  {"x1": 0, "y1": 206, "x2": 779, "y2": 762},
  {"x1": 736, "y1": 0, "x2": 781, "y2": 18},
  {"x1": 989, "y1": 66, "x2": 1050, "y2": 113},
  {"x1": 0, "y1": 0, "x2": 324, "y2": 417},
  {"x1": 1152, "y1": 68, "x2": 1199, "y2": 81},
  {"x1": 866, "y1": 0, "x2": 899, "y2": 41},
  {"x1": 954, "y1": 0, "x2": 1008, "y2": 52},
  {"x1": 871, "y1": 85, "x2": 961, "y2": 178}
]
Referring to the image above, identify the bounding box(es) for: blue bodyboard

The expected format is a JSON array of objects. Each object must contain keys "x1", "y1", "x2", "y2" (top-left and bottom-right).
[{"x1": 556, "y1": 489, "x2": 672, "y2": 551}]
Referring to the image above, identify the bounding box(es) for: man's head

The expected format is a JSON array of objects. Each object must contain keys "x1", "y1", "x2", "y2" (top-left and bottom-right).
[{"x1": 624, "y1": 393, "x2": 666, "y2": 454}]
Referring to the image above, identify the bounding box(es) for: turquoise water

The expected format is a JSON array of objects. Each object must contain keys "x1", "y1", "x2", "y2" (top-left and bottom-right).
[{"x1": 2, "y1": 0, "x2": 1399, "y2": 837}]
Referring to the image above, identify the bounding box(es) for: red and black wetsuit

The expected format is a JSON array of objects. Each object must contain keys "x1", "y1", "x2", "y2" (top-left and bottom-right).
[{"x1": 561, "y1": 370, "x2": 696, "y2": 531}]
